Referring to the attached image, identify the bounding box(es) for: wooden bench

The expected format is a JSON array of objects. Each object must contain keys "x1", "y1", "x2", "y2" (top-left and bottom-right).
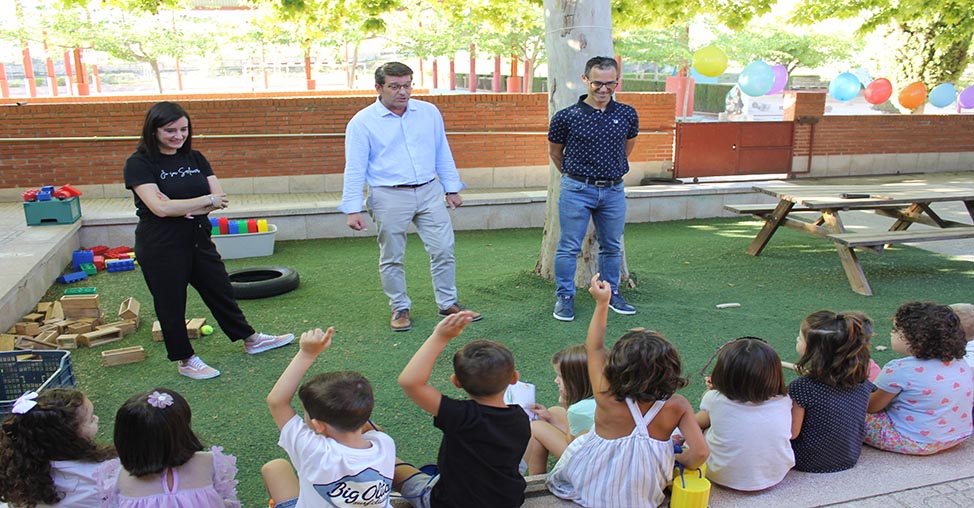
[
  {"x1": 725, "y1": 203, "x2": 906, "y2": 215},
  {"x1": 827, "y1": 227, "x2": 974, "y2": 248}
]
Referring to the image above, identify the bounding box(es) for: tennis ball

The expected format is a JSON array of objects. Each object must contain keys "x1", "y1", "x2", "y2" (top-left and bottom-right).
[{"x1": 200, "y1": 325, "x2": 214, "y2": 336}]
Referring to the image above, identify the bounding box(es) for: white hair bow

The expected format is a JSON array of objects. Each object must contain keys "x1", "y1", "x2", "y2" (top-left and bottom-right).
[{"x1": 11, "y1": 391, "x2": 39, "y2": 414}]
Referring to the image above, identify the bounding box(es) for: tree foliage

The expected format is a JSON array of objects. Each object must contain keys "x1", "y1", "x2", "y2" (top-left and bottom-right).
[{"x1": 712, "y1": 27, "x2": 862, "y2": 76}]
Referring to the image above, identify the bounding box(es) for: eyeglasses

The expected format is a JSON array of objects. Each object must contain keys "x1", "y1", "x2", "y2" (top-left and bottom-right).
[
  {"x1": 385, "y1": 83, "x2": 413, "y2": 92},
  {"x1": 588, "y1": 80, "x2": 618, "y2": 90},
  {"x1": 698, "y1": 336, "x2": 768, "y2": 376}
]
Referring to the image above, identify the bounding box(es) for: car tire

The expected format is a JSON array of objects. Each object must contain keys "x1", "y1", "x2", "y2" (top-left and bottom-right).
[{"x1": 228, "y1": 266, "x2": 300, "y2": 300}]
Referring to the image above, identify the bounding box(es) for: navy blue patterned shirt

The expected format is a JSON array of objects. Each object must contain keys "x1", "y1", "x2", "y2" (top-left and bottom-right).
[{"x1": 548, "y1": 95, "x2": 639, "y2": 179}]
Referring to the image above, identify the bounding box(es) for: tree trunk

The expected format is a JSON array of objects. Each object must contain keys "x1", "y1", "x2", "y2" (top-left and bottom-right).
[
  {"x1": 149, "y1": 59, "x2": 163, "y2": 94},
  {"x1": 537, "y1": 0, "x2": 631, "y2": 290}
]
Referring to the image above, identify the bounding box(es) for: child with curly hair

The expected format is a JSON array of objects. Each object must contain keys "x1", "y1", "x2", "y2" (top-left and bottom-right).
[
  {"x1": 790, "y1": 311, "x2": 876, "y2": 472},
  {"x1": 0, "y1": 388, "x2": 116, "y2": 508},
  {"x1": 866, "y1": 302, "x2": 973, "y2": 455}
]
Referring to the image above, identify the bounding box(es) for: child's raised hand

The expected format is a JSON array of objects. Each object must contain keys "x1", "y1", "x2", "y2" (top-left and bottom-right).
[
  {"x1": 588, "y1": 273, "x2": 611, "y2": 304},
  {"x1": 432, "y1": 311, "x2": 475, "y2": 341},
  {"x1": 528, "y1": 403, "x2": 551, "y2": 422},
  {"x1": 299, "y1": 327, "x2": 334, "y2": 355}
]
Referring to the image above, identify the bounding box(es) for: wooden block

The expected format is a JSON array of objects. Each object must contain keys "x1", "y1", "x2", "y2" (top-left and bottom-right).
[
  {"x1": 98, "y1": 319, "x2": 137, "y2": 335},
  {"x1": 0, "y1": 333, "x2": 14, "y2": 351},
  {"x1": 23, "y1": 313, "x2": 46, "y2": 323},
  {"x1": 186, "y1": 318, "x2": 206, "y2": 339},
  {"x1": 61, "y1": 295, "x2": 101, "y2": 320},
  {"x1": 66, "y1": 321, "x2": 94, "y2": 334},
  {"x1": 101, "y1": 346, "x2": 145, "y2": 367},
  {"x1": 152, "y1": 320, "x2": 164, "y2": 342},
  {"x1": 41, "y1": 319, "x2": 70, "y2": 334},
  {"x1": 36, "y1": 330, "x2": 59, "y2": 344},
  {"x1": 79, "y1": 327, "x2": 123, "y2": 348},
  {"x1": 49, "y1": 301, "x2": 64, "y2": 321},
  {"x1": 15, "y1": 322, "x2": 40, "y2": 336},
  {"x1": 56, "y1": 334, "x2": 79, "y2": 350},
  {"x1": 17, "y1": 335, "x2": 58, "y2": 350},
  {"x1": 118, "y1": 297, "x2": 140, "y2": 321},
  {"x1": 36, "y1": 302, "x2": 53, "y2": 314}
]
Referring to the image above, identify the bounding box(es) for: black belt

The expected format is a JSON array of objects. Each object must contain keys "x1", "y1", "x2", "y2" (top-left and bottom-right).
[
  {"x1": 391, "y1": 179, "x2": 435, "y2": 188},
  {"x1": 565, "y1": 173, "x2": 623, "y2": 188}
]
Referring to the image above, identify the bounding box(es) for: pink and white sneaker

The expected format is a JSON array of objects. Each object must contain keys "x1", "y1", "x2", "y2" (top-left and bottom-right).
[
  {"x1": 178, "y1": 355, "x2": 221, "y2": 380},
  {"x1": 244, "y1": 332, "x2": 295, "y2": 355}
]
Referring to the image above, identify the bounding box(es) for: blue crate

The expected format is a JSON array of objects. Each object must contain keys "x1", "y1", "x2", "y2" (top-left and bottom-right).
[{"x1": 0, "y1": 350, "x2": 76, "y2": 416}]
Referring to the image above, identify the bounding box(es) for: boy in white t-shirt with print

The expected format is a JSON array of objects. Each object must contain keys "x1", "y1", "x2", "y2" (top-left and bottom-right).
[{"x1": 263, "y1": 327, "x2": 396, "y2": 508}]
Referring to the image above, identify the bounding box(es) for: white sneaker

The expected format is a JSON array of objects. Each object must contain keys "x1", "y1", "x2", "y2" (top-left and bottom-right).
[
  {"x1": 244, "y1": 332, "x2": 295, "y2": 355},
  {"x1": 178, "y1": 355, "x2": 221, "y2": 380}
]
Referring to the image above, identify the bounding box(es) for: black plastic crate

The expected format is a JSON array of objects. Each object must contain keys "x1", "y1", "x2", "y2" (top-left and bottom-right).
[{"x1": 0, "y1": 350, "x2": 76, "y2": 416}]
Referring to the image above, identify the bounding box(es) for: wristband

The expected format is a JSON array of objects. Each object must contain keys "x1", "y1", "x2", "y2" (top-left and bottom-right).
[
  {"x1": 446, "y1": 192, "x2": 458, "y2": 195},
  {"x1": 208, "y1": 195, "x2": 216, "y2": 207}
]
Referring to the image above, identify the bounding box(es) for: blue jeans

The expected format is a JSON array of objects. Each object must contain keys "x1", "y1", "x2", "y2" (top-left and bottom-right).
[{"x1": 554, "y1": 175, "x2": 626, "y2": 296}]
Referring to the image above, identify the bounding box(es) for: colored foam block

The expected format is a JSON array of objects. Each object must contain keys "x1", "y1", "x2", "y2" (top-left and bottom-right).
[
  {"x1": 218, "y1": 217, "x2": 229, "y2": 235},
  {"x1": 236, "y1": 220, "x2": 247, "y2": 234},
  {"x1": 257, "y1": 219, "x2": 268, "y2": 233},
  {"x1": 106, "y1": 258, "x2": 136, "y2": 272},
  {"x1": 90, "y1": 245, "x2": 110, "y2": 256},
  {"x1": 56, "y1": 271, "x2": 88, "y2": 284},
  {"x1": 72, "y1": 250, "x2": 94, "y2": 271},
  {"x1": 36, "y1": 191, "x2": 52, "y2": 201},
  {"x1": 80, "y1": 263, "x2": 97, "y2": 276},
  {"x1": 64, "y1": 287, "x2": 97, "y2": 295},
  {"x1": 93, "y1": 255, "x2": 105, "y2": 271},
  {"x1": 228, "y1": 220, "x2": 239, "y2": 234},
  {"x1": 247, "y1": 219, "x2": 258, "y2": 233}
]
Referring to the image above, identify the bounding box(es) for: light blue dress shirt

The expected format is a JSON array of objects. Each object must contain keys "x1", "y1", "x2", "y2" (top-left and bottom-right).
[{"x1": 339, "y1": 97, "x2": 465, "y2": 214}]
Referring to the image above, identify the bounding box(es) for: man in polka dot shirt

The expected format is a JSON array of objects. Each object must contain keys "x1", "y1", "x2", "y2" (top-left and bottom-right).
[{"x1": 548, "y1": 56, "x2": 639, "y2": 322}]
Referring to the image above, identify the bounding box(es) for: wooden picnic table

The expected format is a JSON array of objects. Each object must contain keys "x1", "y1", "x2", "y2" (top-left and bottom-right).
[{"x1": 727, "y1": 183, "x2": 974, "y2": 296}]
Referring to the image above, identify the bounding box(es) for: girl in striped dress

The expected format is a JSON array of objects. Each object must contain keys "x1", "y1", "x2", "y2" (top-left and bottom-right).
[{"x1": 546, "y1": 275, "x2": 709, "y2": 508}]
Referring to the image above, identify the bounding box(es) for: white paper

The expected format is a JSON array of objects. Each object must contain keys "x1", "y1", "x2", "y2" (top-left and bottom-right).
[{"x1": 504, "y1": 381, "x2": 538, "y2": 421}]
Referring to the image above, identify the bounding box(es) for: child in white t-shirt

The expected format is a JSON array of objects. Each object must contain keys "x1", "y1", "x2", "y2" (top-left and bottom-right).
[
  {"x1": 263, "y1": 327, "x2": 396, "y2": 508},
  {"x1": 696, "y1": 337, "x2": 795, "y2": 491}
]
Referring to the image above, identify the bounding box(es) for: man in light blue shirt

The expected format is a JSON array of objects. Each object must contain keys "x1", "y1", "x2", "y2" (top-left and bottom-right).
[{"x1": 340, "y1": 62, "x2": 482, "y2": 332}]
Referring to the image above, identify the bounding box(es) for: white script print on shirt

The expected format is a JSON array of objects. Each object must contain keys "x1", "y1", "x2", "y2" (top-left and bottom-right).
[
  {"x1": 159, "y1": 166, "x2": 202, "y2": 180},
  {"x1": 314, "y1": 467, "x2": 392, "y2": 507}
]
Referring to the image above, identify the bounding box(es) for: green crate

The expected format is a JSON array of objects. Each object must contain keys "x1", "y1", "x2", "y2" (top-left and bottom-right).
[{"x1": 23, "y1": 197, "x2": 82, "y2": 226}]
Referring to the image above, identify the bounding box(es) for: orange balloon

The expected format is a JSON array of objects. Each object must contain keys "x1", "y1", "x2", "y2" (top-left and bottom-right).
[{"x1": 898, "y1": 81, "x2": 928, "y2": 109}]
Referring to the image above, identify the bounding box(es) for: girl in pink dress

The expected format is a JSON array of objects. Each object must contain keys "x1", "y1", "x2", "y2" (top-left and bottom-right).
[{"x1": 96, "y1": 388, "x2": 239, "y2": 508}]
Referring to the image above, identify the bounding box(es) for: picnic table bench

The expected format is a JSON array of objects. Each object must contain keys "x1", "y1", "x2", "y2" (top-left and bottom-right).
[{"x1": 726, "y1": 183, "x2": 974, "y2": 295}]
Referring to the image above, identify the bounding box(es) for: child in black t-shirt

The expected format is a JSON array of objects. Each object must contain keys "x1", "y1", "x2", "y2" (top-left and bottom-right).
[{"x1": 394, "y1": 311, "x2": 531, "y2": 508}]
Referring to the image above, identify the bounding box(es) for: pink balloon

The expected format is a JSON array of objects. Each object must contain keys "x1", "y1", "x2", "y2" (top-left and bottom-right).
[
  {"x1": 765, "y1": 65, "x2": 788, "y2": 95},
  {"x1": 959, "y1": 85, "x2": 974, "y2": 109},
  {"x1": 864, "y1": 78, "x2": 893, "y2": 105}
]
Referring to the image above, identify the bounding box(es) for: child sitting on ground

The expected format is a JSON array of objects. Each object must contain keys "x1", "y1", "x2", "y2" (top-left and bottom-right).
[
  {"x1": 866, "y1": 301, "x2": 973, "y2": 455},
  {"x1": 96, "y1": 388, "x2": 240, "y2": 507},
  {"x1": 696, "y1": 337, "x2": 794, "y2": 491},
  {"x1": 948, "y1": 303, "x2": 974, "y2": 367},
  {"x1": 0, "y1": 388, "x2": 116, "y2": 508},
  {"x1": 547, "y1": 275, "x2": 708, "y2": 508},
  {"x1": 790, "y1": 311, "x2": 876, "y2": 472},
  {"x1": 394, "y1": 311, "x2": 531, "y2": 508},
  {"x1": 263, "y1": 327, "x2": 395, "y2": 508},
  {"x1": 524, "y1": 344, "x2": 595, "y2": 475}
]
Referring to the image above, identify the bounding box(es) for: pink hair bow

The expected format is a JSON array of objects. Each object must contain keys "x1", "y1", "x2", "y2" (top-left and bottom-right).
[{"x1": 147, "y1": 391, "x2": 174, "y2": 409}]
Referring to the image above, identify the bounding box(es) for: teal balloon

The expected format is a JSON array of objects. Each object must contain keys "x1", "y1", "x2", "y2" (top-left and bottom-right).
[
  {"x1": 828, "y1": 72, "x2": 861, "y2": 102},
  {"x1": 738, "y1": 61, "x2": 774, "y2": 97},
  {"x1": 928, "y1": 83, "x2": 956, "y2": 108}
]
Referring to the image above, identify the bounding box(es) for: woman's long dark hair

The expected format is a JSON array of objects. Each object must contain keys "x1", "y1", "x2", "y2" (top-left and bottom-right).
[
  {"x1": 137, "y1": 101, "x2": 192, "y2": 160},
  {"x1": 0, "y1": 389, "x2": 115, "y2": 508}
]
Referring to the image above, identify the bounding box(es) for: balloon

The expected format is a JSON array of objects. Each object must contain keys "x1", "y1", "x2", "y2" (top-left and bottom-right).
[
  {"x1": 927, "y1": 83, "x2": 956, "y2": 108},
  {"x1": 692, "y1": 46, "x2": 728, "y2": 77},
  {"x1": 738, "y1": 61, "x2": 774, "y2": 97},
  {"x1": 765, "y1": 65, "x2": 788, "y2": 95},
  {"x1": 828, "y1": 72, "x2": 861, "y2": 102},
  {"x1": 898, "y1": 81, "x2": 928, "y2": 110},
  {"x1": 960, "y1": 85, "x2": 974, "y2": 109},
  {"x1": 864, "y1": 78, "x2": 892, "y2": 105}
]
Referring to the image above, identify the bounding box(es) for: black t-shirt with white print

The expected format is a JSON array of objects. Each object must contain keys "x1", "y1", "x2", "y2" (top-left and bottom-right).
[{"x1": 123, "y1": 150, "x2": 214, "y2": 221}]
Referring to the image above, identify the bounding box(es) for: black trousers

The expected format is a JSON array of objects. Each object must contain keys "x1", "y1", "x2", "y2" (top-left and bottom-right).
[{"x1": 135, "y1": 215, "x2": 254, "y2": 361}]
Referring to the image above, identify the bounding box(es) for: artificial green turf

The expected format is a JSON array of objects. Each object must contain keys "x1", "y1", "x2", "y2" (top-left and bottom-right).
[{"x1": 40, "y1": 217, "x2": 974, "y2": 506}]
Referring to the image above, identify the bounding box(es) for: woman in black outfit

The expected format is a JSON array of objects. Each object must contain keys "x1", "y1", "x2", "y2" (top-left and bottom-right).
[{"x1": 124, "y1": 101, "x2": 293, "y2": 380}]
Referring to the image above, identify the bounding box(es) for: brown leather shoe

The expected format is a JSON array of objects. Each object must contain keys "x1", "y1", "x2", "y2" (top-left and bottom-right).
[
  {"x1": 391, "y1": 309, "x2": 412, "y2": 332},
  {"x1": 438, "y1": 304, "x2": 483, "y2": 322}
]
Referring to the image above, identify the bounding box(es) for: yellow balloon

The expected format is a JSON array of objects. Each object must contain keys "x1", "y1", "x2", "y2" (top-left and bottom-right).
[{"x1": 693, "y1": 46, "x2": 728, "y2": 77}]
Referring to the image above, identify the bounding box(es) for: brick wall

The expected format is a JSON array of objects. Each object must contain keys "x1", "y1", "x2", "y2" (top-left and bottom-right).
[
  {"x1": 793, "y1": 116, "x2": 974, "y2": 158},
  {"x1": 0, "y1": 92, "x2": 676, "y2": 190}
]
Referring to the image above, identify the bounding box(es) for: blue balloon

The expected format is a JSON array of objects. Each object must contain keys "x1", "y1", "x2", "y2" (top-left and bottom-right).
[
  {"x1": 828, "y1": 72, "x2": 861, "y2": 102},
  {"x1": 928, "y1": 83, "x2": 956, "y2": 108},
  {"x1": 738, "y1": 61, "x2": 774, "y2": 97}
]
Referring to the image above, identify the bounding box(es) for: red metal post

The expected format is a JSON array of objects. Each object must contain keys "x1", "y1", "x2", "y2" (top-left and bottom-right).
[
  {"x1": 449, "y1": 58, "x2": 456, "y2": 90},
  {"x1": 63, "y1": 51, "x2": 74, "y2": 95},
  {"x1": 468, "y1": 44, "x2": 476, "y2": 93},
  {"x1": 22, "y1": 42, "x2": 37, "y2": 97},
  {"x1": 492, "y1": 55, "x2": 501, "y2": 92},
  {"x1": 0, "y1": 63, "x2": 9, "y2": 98},
  {"x1": 73, "y1": 47, "x2": 89, "y2": 95},
  {"x1": 432, "y1": 58, "x2": 438, "y2": 89}
]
